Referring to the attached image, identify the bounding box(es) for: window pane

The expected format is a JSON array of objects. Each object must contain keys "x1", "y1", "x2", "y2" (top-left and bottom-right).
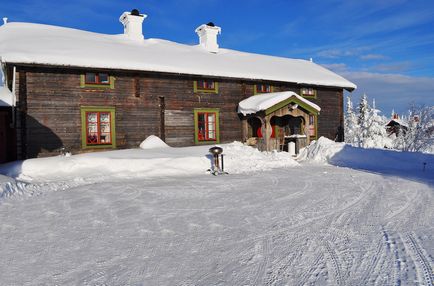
[
  {"x1": 257, "y1": 84, "x2": 271, "y2": 93},
  {"x1": 198, "y1": 113, "x2": 205, "y2": 140},
  {"x1": 100, "y1": 133, "x2": 110, "y2": 143},
  {"x1": 309, "y1": 115, "x2": 315, "y2": 125},
  {"x1": 87, "y1": 122, "x2": 98, "y2": 144},
  {"x1": 99, "y1": 73, "x2": 109, "y2": 84},
  {"x1": 207, "y1": 113, "x2": 216, "y2": 139},
  {"x1": 87, "y1": 112, "x2": 97, "y2": 123},
  {"x1": 197, "y1": 80, "x2": 215, "y2": 90},
  {"x1": 85, "y1": 73, "x2": 97, "y2": 83},
  {"x1": 100, "y1": 112, "x2": 110, "y2": 123},
  {"x1": 100, "y1": 122, "x2": 110, "y2": 133},
  {"x1": 205, "y1": 81, "x2": 214, "y2": 89}
]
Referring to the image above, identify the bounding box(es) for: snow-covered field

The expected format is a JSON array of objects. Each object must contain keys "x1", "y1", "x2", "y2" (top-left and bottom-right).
[{"x1": 0, "y1": 137, "x2": 433, "y2": 285}]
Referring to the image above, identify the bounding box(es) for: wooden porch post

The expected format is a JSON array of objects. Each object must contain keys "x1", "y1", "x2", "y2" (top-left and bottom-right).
[{"x1": 264, "y1": 116, "x2": 273, "y2": 151}]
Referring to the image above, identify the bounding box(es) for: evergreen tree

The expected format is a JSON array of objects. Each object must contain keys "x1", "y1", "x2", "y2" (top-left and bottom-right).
[
  {"x1": 357, "y1": 93, "x2": 371, "y2": 147},
  {"x1": 344, "y1": 96, "x2": 359, "y2": 145},
  {"x1": 364, "y1": 99, "x2": 389, "y2": 148}
]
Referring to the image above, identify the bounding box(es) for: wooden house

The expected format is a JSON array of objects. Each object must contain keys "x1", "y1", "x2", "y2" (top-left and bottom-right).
[{"x1": 0, "y1": 10, "x2": 356, "y2": 162}]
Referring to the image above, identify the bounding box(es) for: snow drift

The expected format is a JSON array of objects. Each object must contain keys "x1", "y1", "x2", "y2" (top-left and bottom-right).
[
  {"x1": 0, "y1": 141, "x2": 298, "y2": 183},
  {"x1": 139, "y1": 135, "x2": 169, "y2": 149},
  {"x1": 299, "y1": 137, "x2": 434, "y2": 183}
]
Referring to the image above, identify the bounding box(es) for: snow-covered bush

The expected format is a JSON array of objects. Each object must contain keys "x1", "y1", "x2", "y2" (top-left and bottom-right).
[{"x1": 393, "y1": 104, "x2": 434, "y2": 152}]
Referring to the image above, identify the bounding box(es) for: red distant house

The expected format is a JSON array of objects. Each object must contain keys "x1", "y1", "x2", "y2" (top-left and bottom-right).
[{"x1": 0, "y1": 9, "x2": 356, "y2": 162}]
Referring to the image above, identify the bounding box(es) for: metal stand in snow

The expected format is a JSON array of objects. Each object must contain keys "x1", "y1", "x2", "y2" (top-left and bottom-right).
[{"x1": 208, "y1": 146, "x2": 229, "y2": 176}]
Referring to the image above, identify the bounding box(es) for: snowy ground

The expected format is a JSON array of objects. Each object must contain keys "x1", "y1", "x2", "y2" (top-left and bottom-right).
[{"x1": 0, "y1": 138, "x2": 433, "y2": 285}]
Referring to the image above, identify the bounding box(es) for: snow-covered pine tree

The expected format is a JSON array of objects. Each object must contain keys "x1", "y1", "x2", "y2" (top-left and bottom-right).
[
  {"x1": 356, "y1": 94, "x2": 389, "y2": 148},
  {"x1": 344, "y1": 96, "x2": 359, "y2": 145},
  {"x1": 364, "y1": 99, "x2": 390, "y2": 148},
  {"x1": 357, "y1": 93, "x2": 371, "y2": 147}
]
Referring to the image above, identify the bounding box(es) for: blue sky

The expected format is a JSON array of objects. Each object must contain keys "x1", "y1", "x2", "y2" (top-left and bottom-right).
[{"x1": 2, "y1": 0, "x2": 434, "y2": 115}]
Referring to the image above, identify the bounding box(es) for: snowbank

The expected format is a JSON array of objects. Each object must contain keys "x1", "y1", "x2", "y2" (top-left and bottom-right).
[
  {"x1": 299, "y1": 137, "x2": 434, "y2": 183},
  {"x1": 139, "y1": 135, "x2": 169, "y2": 149},
  {"x1": 0, "y1": 142, "x2": 298, "y2": 183},
  {"x1": 298, "y1": 137, "x2": 345, "y2": 163},
  {"x1": 220, "y1": 141, "x2": 298, "y2": 173}
]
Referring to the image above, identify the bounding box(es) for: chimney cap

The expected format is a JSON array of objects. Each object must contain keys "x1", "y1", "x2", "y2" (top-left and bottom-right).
[
  {"x1": 130, "y1": 9, "x2": 143, "y2": 17},
  {"x1": 206, "y1": 22, "x2": 215, "y2": 27}
]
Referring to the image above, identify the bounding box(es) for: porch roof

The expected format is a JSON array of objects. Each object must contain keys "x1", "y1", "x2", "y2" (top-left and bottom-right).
[{"x1": 237, "y1": 91, "x2": 321, "y2": 116}]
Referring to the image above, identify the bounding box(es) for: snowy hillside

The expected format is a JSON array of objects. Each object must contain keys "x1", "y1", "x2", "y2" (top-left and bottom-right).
[{"x1": 0, "y1": 137, "x2": 433, "y2": 285}]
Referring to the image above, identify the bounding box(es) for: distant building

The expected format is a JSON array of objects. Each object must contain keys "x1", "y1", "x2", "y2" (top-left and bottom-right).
[{"x1": 0, "y1": 9, "x2": 356, "y2": 162}]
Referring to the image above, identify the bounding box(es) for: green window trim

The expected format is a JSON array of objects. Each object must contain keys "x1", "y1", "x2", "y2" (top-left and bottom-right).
[
  {"x1": 254, "y1": 84, "x2": 274, "y2": 95},
  {"x1": 194, "y1": 108, "x2": 220, "y2": 144},
  {"x1": 300, "y1": 87, "x2": 317, "y2": 99},
  {"x1": 193, "y1": 80, "x2": 219, "y2": 94},
  {"x1": 80, "y1": 106, "x2": 116, "y2": 149},
  {"x1": 80, "y1": 74, "x2": 115, "y2": 89}
]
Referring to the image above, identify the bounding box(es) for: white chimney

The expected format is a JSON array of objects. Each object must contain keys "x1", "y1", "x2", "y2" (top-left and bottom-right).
[
  {"x1": 195, "y1": 22, "x2": 221, "y2": 53},
  {"x1": 119, "y1": 9, "x2": 146, "y2": 41},
  {"x1": 2, "y1": 18, "x2": 7, "y2": 25}
]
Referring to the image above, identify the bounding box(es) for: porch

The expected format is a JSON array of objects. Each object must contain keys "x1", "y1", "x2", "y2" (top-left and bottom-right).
[{"x1": 238, "y1": 91, "x2": 320, "y2": 153}]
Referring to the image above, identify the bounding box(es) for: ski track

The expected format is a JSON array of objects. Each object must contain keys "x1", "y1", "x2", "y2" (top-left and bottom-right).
[
  {"x1": 296, "y1": 252, "x2": 324, "y2": 286},
  {"x1": 0, "y1": 165, "x2": 433, "y2": 285},
  {"x1": 324, "y1": 241, "x2": 344, "y2": 286},
  {"x1": 405, "y1": 233, "x2": 434, "y2": 286}
]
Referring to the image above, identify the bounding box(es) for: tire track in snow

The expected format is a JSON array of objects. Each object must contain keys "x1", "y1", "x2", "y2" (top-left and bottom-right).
[
  {"x1": 251, "y1": 236, "x2": 271, "y2": 285},
  {"x1": 360, "y1": 237, "x2": 384, "y2": 284},
  {"x1": 405, "y1": 233, "x2": 433, "y2": 286},
  {"x1": 324, "y1": 241, "x2": 344, "y2": 286},
  {"x1": 384, "y1": 189, "x2": 421, "y2": 222},
  {"x1": 296, "y1": 252, "x2": 324, "y2": 286}
]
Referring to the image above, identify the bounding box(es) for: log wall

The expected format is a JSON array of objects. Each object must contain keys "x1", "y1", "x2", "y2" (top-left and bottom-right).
[{"x1": 12, "y1": 65, "x2": 344, "y2": 158}]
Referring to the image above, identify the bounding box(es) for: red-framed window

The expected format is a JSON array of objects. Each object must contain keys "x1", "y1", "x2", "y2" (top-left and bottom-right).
[
  {"x1": 197, "y1": 112, "x2": 217, "y2": 141},
  {"x1": 85, "y1": 73, "x2": 110, "y2": 85},
  {"x1": 86, "y1": 111, "x2": 112, "y2": 145},
  {"x1": 255, "y1": 84, "x2": 272, "y2": 94},
  {"x1": 309, "y1": 114, "x2": 316, "y2": 137},
  {"x1": 194, "y1": 80, "x2": 219, "y2": 94},
  {"x1": 197, "y1": 80, "x2": 215, "y2": 90},
  {"x1": 301, "y1": 87, "x2": 316, "y2": 98}
]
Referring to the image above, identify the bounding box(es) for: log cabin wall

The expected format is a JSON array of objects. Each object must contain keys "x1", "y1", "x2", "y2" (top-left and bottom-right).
[{"x1": 13, "y1": 65, "x2": 344, "y2": 158}]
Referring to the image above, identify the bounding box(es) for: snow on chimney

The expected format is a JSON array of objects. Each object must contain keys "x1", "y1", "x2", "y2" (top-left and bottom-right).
[
  {"x1": 2, "y1": 18, "x2": 7, "y2": 25},
  {"x1": 195, "y1": 22, "x2": 221, "y2": 53},
  {"x1": 119, "y1": 9, "x2": 146, "y2": 41}
]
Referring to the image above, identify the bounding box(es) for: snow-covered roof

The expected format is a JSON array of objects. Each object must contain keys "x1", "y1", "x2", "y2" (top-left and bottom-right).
[
  {"x1": 238, "y1": 91, "x2": 321, "y2": 116},
  {"x1": 386, "y1": 118, "x2": 408, "y2": 127},
  {"x1": 0, "y1": 86, "x2": 13, "y2": 106},
  {"x1": 0, "y1": 22, "x2": 357, "y2": 90}
]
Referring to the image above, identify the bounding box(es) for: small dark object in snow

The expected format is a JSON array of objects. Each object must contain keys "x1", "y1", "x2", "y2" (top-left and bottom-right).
[
  {"x1": 422, "y1": 162, "x2": 427, "y2": 172},
  {"x1": 208, "y1": 146, "x2": 228, "y2": 175}
]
